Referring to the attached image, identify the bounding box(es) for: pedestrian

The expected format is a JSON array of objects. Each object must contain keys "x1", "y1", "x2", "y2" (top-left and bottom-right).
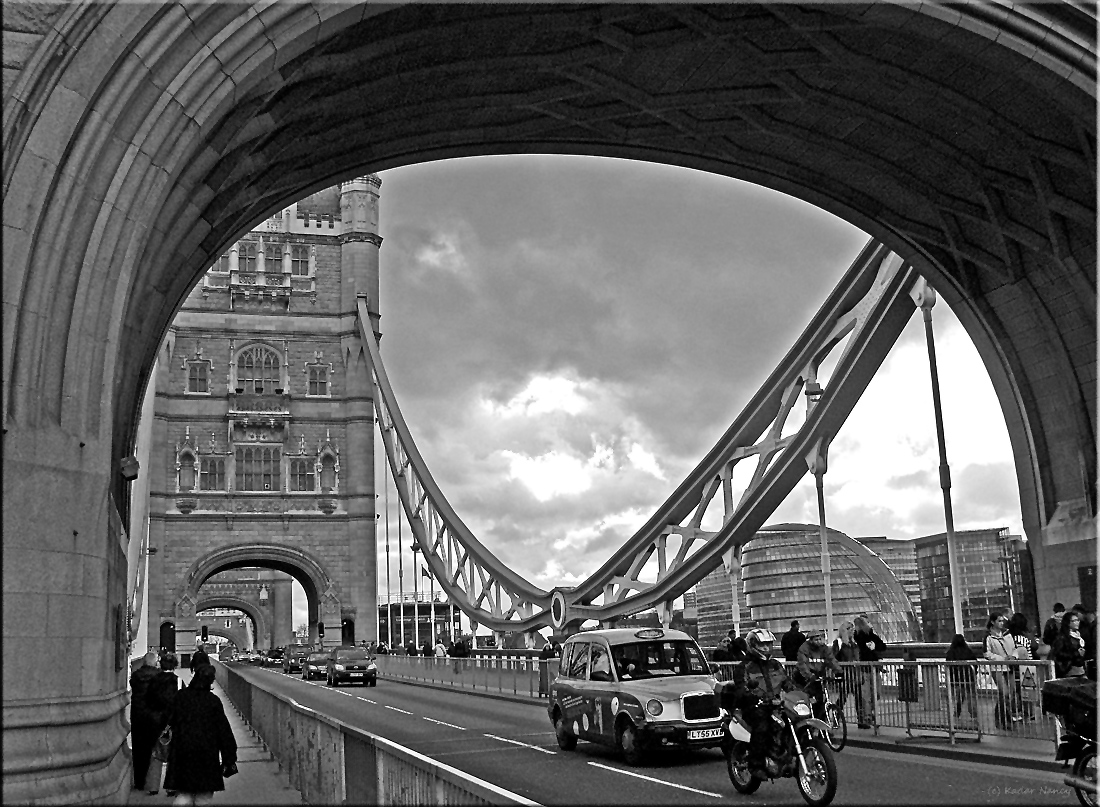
[
  {"x1": 143, "y1": 653, "x2": 182, "y2": 795},
  {"x1": 712, "y1": 637, "x2": 736, "y2": 662},
  {"x1": 781, "y1": 620, "x2": 806, "y2": 662},
  {"x1": 406, "y1": 641, "x2": 418, "y2": 657},
  {"x1": 422, "y1": 639, "x2": 433, "y2": 658},
  {"x1": 434, "y1": 638, "x2": 447, "y2": 659},
  {"x1": 728, "y1": 629, "x2": 749, "y2": 662},
  {"x1": 944, "y1": 634, "x2": 978, "y2": 720},
  {"x1": 130, "y1": 650, "x2": 165, "y2": 793},
  {"x1": 1070, "y1": 603, "x2": 1097, "y2": 670},
  {"x1": 1052, "y1": 610, "x2": 1088, "y2": 679},
  {"x1": 1041, "y1": 602, "x2": 1066, "y2": 655},
  {"x1": 163, "y1": 663, "x2": 238, "y2": 806},
  {"x1": 189, "y1": 645, "x2": 211, "y2": 672},
  {"x1": 832, "y1": 620, "x2": 857, "y2": 711},
  {"x1": 1007, "y1": 612, "x2": 1040, "y2": 720},
  {"x1": 983, "y1": 613, "x2": 1021, "y2": 728},
  {"x1": 852, "y1": 615, "x2": 886, "y2": 728}
]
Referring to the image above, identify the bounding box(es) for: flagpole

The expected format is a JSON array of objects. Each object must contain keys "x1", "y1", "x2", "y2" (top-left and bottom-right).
[
  {"x1": 413, "y1": 542, "x2": 420, "y2": 650},
  {"x1": 398, "y1": 493, "x2": 404, "y2": 651},
  {"x1": 429, "y1": 566, "x2": 435, "y2": 643},
  {"x1": 383, "y1": 435, "x2": 392, "y2": 650}
]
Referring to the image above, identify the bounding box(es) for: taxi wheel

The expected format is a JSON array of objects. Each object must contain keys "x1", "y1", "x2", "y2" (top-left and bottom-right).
[
  {"x1": 619, "y1": 722, "x2": 646, "y2": 766},
  {"x1": 554, "y1": 713, "x2": 577, "y2": 751}
]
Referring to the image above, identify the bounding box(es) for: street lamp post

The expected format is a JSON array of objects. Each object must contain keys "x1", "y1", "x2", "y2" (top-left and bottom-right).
[{"x1": 805, "y1": 425, "x2": 834, "y2": 641}]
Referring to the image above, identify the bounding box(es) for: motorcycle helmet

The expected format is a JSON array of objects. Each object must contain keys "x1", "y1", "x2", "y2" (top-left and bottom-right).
[{"x1": 745, "y1": 628, "x2": 776, "y2": 660}]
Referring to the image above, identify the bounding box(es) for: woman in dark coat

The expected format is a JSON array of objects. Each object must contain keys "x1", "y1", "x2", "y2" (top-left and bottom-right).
[
  {"x1": 1053, "y1": 611, "x2": 1088, "y2": 679},
  {"x1": 130, "y1": 651, "x2": 164, "y2": 791},
  {"x1": 164, "y1": 664, "x2": 237, "y2": 804},
  {"x1": 142, "y1": 653, "x2": 182, "y2": 794},
  {"x1": 945, "y1": 635, "x2": 978, "y2": 719}
]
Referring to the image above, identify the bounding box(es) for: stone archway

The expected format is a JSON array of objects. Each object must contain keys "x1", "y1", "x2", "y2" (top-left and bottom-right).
[
  {"x1": 194, "y1": 595, "x2": 268, "y2": 653},
  {"x1": 2, "y1": 4, "x2": 1093, "y2": 804}
]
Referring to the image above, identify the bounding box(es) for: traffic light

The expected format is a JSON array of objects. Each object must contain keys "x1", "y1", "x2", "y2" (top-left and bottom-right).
[
  {"x1": 201, "y1": 625, "x2": 208, "y2": 642},
  {"x1": 317, "y1": 622, "x2": 324, "y2": 638}
]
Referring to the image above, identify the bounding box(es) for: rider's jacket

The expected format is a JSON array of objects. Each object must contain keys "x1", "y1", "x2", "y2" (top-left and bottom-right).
[
  {"x1": 795, "y1": 641, "x2": 841, "y2": 683},
  {"x1": 734, "y1": 656, "x2": 793, "y2": 708}
]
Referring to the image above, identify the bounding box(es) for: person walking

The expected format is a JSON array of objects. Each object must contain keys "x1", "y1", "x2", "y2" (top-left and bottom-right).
[
  {"x1": 1007, "y1": 612, "x2": 1040, "y2": 720},
  {"x1": 832, "y1": 621, "x2": 857, "y2": 712},
  {"x1": 142, "y1": 653, "x2": 182, "y2": 795},
  {"x1": 163, "y1": 663, "x2": 238, "y2": 806},
  {"x1": 1070, "y1": 603, "x2": 1097, "y2": 672},
  {"x1": 728, "y1": 629, "x2": 749, "y2": 662},
  {"x1": 189, "y1": 645, "x2": 211, "y2": 672},
  {"x1": 130, "y1": 650, "x2": 165, "y2": 793},
  {"x1": 944, "y1": 635, "x2": 978, "y2": 720},
  {"x1": 1042, "y1": 602, "x2": 1066, "y2": 655},
  {"x1": 983, "y1": 613, "x2": 1021, "y2": 728},
  {"x1": 1052, "y1": 610, "x2": 1088, "y2": 679},
  {"x1": 781, "y1": 621, "x2": 806, "y2": 662},
  {"x1": 852, "y1": 616, "x2": 885, "y2": 728},
  {"x1": 434, "y1": 638, "x2": 447, "y2": 659}
]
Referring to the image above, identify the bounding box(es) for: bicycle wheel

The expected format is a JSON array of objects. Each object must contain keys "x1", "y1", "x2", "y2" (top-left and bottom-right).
[{"x1": 824, "y1": 702, "x2": 847, "y2": 752}]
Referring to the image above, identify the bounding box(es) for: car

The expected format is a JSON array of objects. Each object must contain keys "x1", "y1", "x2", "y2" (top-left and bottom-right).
[
  {"x1": 547, "y1": 627, "x2": 723, "y2": 766},
  {"x1": 326, "y1": 646, "x2": 378, "y2": 687},
  {"x1": 302, "y1": 652, "x2": 328, "y2": 681},
  {"x1": 263, "y1": 648, "x2": 285, "y2": 667},
  {"x1": 246, "y1": 651, "x2": 263, "y2": 664},
  {"x1": 282, "y1": 647, "x2": 310, "y2": 674}
]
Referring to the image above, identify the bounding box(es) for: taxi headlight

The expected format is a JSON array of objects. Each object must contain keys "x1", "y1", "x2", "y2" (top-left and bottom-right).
[
  {"x1": 367, "y1": 663, "x2": 377, "y2": 671},
  {"x1": 646, "y1": 699, "x2": 663, "y2": 717},
  {"x1": 793, "y1": 702, "x2": 812, "y2": 717},
  {"x1": 334, "y1": 663, "x2": 345, "y2": 671}
]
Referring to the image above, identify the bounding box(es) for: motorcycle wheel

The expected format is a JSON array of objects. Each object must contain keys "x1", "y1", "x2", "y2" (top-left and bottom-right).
[
  {"x1": 619, "y1": 722, "x2": 646, "y2": 767},
  {"x1": 725, "y1": 743, "x2": 761, "y2": 794},
  {"x1": 1073, "y1": 749, "x2": 1098, "y2": 807},
  {"x1": 824, "y1": 702, "x2": 847, "y2": 752},
  {"x1": 796, "y1": 738, "x2": 837, "y2": 807}
]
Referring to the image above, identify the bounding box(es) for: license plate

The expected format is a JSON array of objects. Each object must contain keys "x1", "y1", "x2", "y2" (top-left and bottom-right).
[
  {"x1": 350, "y1": 672, "x2": 363, "y2": 676},
  {"x1": 687, "y1": 728, "x2": 722, "y2": 740}
]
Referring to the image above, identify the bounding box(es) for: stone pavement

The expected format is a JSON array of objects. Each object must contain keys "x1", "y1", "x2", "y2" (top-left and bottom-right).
[{"x1": 127, "y1": 668, "x2": 304, "y2": 806}]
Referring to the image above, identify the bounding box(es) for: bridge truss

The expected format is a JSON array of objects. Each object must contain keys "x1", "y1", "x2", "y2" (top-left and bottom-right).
[{"x1": 359, "y1": 239, "x2": 924, "y2": 635}]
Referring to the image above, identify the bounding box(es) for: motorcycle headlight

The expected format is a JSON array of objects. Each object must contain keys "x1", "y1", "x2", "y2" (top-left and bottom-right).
[
  {"x1": 793, "y1": 702, "x2": 812, "y2": 717},
  {"x1": 367, "y1": 663, "x2": 377, "y2": 671},
  {"x1": 334, "y1": 663, "x2": 345, "y2": 671},
  {"x1": 646, "y1": 699, "x2": 663, "y2": 717}
]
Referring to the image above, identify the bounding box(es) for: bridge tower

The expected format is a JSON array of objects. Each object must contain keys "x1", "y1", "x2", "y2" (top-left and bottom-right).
[{"x1": 142, "y1": 181, "x2": 382, "y2": 657}]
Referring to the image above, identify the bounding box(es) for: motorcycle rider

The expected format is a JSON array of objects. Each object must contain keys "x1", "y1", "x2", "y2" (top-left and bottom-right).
[
  {"x1": 733, "y1": 628, "x2": 795, "y2": 780},
  {"x1": 795, "y1": 630, "x2": 842, "y2": 719}
]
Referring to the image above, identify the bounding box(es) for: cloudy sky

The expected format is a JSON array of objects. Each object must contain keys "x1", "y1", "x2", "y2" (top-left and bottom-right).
[{"x1": 294, "y1": 155, "x2": 1023, "y2": 634}]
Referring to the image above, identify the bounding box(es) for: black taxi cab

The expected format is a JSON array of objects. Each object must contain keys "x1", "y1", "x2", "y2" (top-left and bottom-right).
[{"x1": 547, "y1": 627, "x2": 723, "y2": 765}]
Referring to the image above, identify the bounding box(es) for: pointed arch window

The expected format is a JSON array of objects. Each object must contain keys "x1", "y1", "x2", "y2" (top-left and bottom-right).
[
  {"x1": 178, "y1": 450, "x2": 197, "y2": 492},
  {"x1": 236, "y1": 345, "x2": 282, "y2": 394},
  {"x1": 240, "y1": 242, "x2": 258, "y2": 272}
]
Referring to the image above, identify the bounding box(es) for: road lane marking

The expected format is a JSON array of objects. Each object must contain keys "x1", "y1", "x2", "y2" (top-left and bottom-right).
[
  {"x1": 483, "y1": 733, "x2": 556, "y2": 754},
  {"x1": 587, "y1": 762, "x2": 722, "y2": 797},
  {"x1": 384, "y1": 705, "x2": 413, "y2": 714},
  {"x1": 424, "y1": 717, "x2": 466, "y2": 730}
]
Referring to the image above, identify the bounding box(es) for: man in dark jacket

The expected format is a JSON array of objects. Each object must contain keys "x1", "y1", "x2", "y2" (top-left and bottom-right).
[
  {"x1": 794, "y1": 631, "x2": 842, "y2": 718},
  {"x1": 781, "y1": 621, "x2": 806, "y2": 662},
  {"x1": 731, "y1": 628, "x2": 794, "y2": 780},
  {"x1": 1042, "y1": 603, "x2": 1066, "y2": 651},
  {"x1": 852, "y1": 616, "x2": 886, "y2": 728},
  {"x1": 189, "y1": 645, "x2": 211, "y2": 672},
  {"x1": 164, "y1": 664, "x2": 237, "y2": 802},
  {"x1": 729, "y1": 630, "x2": 749, "y2": 661},
  {"x1": 130, "y1": 651, "x2": 164, "y2": 791}
]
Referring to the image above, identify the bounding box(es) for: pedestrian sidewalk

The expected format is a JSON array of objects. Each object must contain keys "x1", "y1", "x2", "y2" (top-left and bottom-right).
[{"x1": 128, "y1": 668, "x2": 304, "y2": 805}]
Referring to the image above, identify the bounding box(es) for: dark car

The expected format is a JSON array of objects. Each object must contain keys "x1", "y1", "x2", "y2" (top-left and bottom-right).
[
  {"x1": 263, "y1": 648, "x2": 285, "y2": 667},
  {"x1": 326, "y1": 646, "x2": 377, "y2": 687},
  {"x1": 302, "y1": 652, "x2": 328, "y2": 681},
  {"x1": 282, "y1": 647, "x2": 310, "y2": 674}
]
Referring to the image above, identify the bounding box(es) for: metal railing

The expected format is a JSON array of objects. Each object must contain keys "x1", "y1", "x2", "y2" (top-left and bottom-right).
[
  {"x1": 213, "y1": 662, "x2": 541, "y2": 805},
  {"x1": 711, "y1": 659, "x2": 1058, "y2": 746},
  {"x1": 375, "y1": 655, "x2": 547, "y2": 699}
]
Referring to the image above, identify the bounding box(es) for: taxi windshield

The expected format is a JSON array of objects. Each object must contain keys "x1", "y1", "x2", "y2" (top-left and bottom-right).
[
  {"x1": 610, "y1": 640, "x2": 708, "y2": 679},
  {"x1": 336, "y1": 648, "x2": 371, "y2": 660}
]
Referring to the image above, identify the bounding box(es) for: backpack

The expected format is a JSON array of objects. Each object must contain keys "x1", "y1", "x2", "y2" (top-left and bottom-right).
[{"x1": 1042, "y1": 616, "x2": 1062, "y2": 648}]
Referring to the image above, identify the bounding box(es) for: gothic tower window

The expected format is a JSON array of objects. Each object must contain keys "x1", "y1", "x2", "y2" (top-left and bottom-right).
[
  {"x1": 308, "y1": 366, "x2": 328, "y2": 396},
  {"x1": 235, "y1": 446, "x2": 281, "y2": 492},
  {"x1": 187, "y1": 361, "x2": 210, "y2": 394},
  {"x1": 290, "y1": 245, "x2": 309, "y2": 276},
  {"x1": 200, "y1": 458, "x2": 225, "y2": 490},
  {"x1": 290, "y1": 459, "x2": 315, "y2": 492},
  {"x1": 236, "y1": 344, "x2": 281, "y2": 394},
  {"x1": 240, "y1": 242, "x2": 257, "y2": 272}
]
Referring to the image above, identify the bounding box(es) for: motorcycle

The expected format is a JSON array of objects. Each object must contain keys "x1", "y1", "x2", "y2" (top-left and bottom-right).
[
  {"x1": 1042, "y1": 674, "x2": 1096, "y2": 807},
  {"x1": 721, "y1": 689, "x2": 838, "y2": 807},
  {"x1": 1053, "y1": 715, "x2": 1097, "y2": 807}
]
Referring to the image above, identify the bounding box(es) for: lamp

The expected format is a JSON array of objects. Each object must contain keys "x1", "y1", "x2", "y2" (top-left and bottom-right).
[{"x1": 258, "y1": 584, "x2": 269, "y2": 604}]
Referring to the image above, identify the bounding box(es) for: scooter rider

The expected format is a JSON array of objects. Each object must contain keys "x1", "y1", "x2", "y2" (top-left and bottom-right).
[
  {"x1": 795, "y1": 630, "x2": 842, "y2": 718},
  {"x1": 733, "y1": 628, "x2": 795, "y2": 780}
]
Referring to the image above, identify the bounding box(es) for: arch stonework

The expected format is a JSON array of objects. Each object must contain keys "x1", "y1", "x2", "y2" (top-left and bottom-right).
[
  {"x1": 194, "y1": 595, "x2": 269, "y2": 652},
  {"x1": 2, "y1": 3, "x2": 1094, "y2": 803}
]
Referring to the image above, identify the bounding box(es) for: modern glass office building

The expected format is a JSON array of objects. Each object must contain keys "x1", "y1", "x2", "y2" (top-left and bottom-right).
[{"x1": 696, "y1": 523, "x2": 920, "y2": 645}]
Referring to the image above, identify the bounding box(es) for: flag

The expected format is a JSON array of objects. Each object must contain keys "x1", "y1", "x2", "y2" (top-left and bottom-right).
[{"x1": 421, "y1": 565, "x2": 431, "y2": 579}]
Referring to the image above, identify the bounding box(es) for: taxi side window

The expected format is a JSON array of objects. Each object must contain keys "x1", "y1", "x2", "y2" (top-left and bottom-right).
[
  {"x1": 567, "y1": 642, "x2": 590, "y2": 679},
  {"x1": 590, "y1": 644, "x2": 612, "y2": 681},
  {"x1": 558, "y1": 643, "x2": 574, "y2": 677}
]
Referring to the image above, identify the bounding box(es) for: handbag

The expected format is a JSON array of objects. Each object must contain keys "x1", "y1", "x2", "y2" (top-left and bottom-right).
[
  {"x1": 222, "y1": 761, "x2": 238, "y2": 778},
  {"x1": 151, "y1": 725, "x2": 172, "y2": 763}
]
